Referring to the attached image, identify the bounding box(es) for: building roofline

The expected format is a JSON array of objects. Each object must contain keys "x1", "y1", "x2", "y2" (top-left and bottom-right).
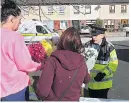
[{"x1": 1, "y1": 0, "x2": 129, "y2": 6}]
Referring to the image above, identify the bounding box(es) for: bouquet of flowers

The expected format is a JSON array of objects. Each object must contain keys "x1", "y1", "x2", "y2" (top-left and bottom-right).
[
  {"x1": 40, "y1": 40, "x2": 53, "y2": 57},
  {"x1": 28, "y1": 42, "x2": 47, "y2": 63}
]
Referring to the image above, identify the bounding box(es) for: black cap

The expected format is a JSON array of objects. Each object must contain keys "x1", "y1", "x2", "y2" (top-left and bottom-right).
[{"x1": 89, "y1": 25, "x2": 107, "y2": 36}]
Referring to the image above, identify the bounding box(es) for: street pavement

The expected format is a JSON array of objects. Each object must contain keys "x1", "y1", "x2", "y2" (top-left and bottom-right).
[
  {"x1": 80, "y1": 31, "x2": 129, "y2": 44},
  {"x1": 108, "y1": 40, "x2": 129, "y2": 100},
  {"x1": 105, "y1": 31, "x2": 127, "y2": 37}
]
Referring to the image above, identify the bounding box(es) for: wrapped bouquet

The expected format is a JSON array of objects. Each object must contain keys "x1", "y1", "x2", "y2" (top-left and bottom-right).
[
  {"x1": 41, "y1": 40, "x2": 53, "y2": 57},
  {"x1": 28, "y1": 42, "x2": 47, "y2": 63},
  {"x1": 27, "y1": 40, "x2": 53, "y2": 63}
]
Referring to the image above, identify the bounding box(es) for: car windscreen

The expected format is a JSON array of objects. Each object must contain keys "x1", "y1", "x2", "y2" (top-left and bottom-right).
[{"x1": 43, "y1": 25, "x2": 52, "y2": 33}]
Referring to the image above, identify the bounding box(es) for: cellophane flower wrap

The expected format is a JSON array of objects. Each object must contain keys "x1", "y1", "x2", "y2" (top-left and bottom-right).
[
  {"x1": 27, "y1": 42, "x2": 46, "y2": 63},
  {"x1": 41, "y1": 40, "x2": 53, "y2": 57}
]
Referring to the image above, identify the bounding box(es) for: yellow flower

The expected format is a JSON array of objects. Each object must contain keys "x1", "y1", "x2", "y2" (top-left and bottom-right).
[{"x1": 41, "y1": 40, "x2": 53, "y2": 57}]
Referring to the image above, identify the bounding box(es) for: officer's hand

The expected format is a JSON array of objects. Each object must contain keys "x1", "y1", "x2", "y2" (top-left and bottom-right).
[{"x1": 94, "y1": 72, "x2": 106, "y2": 82}]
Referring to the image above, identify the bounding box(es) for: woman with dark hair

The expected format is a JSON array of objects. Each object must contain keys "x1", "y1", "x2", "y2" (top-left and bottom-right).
[
  {"x1": 36, "y1": 27, "x2": 90, "y2": 101},
  {"x1": 1, "y1": 0, "x2": 41, "y2": 101}
]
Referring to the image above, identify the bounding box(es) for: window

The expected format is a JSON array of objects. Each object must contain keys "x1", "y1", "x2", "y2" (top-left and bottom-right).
[
  {"x1": 74, "y1": 6, "x2": 79, "y2": 14},
  {"x1": 104, "y1": 21, "x2": 108, "y2": 28},
  {"x1": 36, "y1": 26, "x2": 48, "y2": 34},
  {"x1": 22, "y1": 6, "x2": 29, "y2": 16},
  {"x1": 121, "y1": 5, "x2": 127, "y2": 13},
  {"x1": 43, "y1": 25, "x2": 52, "y2": 33},
  {"x1": 81, "y1": 23, "x2": 84, "y2": 29},
  {"x1": 109, "y1": 5, "x2": 115, "y2": 13},
  {"x1": 22, "y1": 10, "x2": 29, "y2": 16},
  {"x1": 85, "y1": 5, "x2": 91, "y2": 14},
  {"x1": 123, "y1": 24, "x2": 129, "y2": 27},
  {"x1": 47, "y1": 6, "x2": 53, "y2": 15},
  {"x1": 110, "y1": 25, "x2": 114, "y2": 28},
  {"x1": 81, "y1": 26, "x2": 84, "y2": 29},
  {"x1": 59, "y1": 6, "x2": 65, "y2": 15},
  {"x1": 105, "y1": 25, "x2": 108, "y2": 28},
  {"x1": 60, "y1": 21, "x2": 68, "y2": 29}
]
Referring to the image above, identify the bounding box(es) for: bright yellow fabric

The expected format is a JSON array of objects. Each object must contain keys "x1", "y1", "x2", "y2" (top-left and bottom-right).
[{"x1": 88, "y1": 49, "x2": 118, "y2": 90}]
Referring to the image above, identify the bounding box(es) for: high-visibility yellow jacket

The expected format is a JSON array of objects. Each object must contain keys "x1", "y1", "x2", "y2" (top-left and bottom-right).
[{"x1": 84, "y1": 37, "x2": 118, "y2": 90}]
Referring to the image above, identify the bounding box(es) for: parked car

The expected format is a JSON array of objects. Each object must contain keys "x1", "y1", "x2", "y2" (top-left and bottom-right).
[
  {"x1": 123, "y1": 24, "x2": 129, "y2": 37},
  {"x1": 80, "y1": 25, "x2": 91, "y2": 34},
  {"x1": 18, "y1": 20, "x2": 60, "y2": 45}
]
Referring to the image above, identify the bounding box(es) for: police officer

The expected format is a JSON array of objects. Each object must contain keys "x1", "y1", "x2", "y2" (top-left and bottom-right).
[{"x1": 83, "y1": 25, "x2": 118, "y2": 99}]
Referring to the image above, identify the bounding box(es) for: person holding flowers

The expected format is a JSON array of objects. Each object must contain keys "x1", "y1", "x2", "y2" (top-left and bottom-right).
[{"x1": 1, "y1": 0, "x2": 46, "y2": 101}]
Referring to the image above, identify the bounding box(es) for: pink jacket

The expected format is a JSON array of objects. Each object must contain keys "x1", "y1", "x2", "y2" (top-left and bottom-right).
[{"x1": 0, "y1": 28, "x2": 41, "y2": 98}]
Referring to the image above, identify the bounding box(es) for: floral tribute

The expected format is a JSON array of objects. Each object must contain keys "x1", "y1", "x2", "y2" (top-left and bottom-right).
[{"x1": 27, "y1": 42, "x2": 47, "y2": 63}]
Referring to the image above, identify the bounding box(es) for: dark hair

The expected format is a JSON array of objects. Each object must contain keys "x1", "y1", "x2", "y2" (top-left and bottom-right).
[
  {"x1": 1, "y1": 0, "x2": 21, "y2": 22},
  {"x1": 57, "y1": 27, "x2": 83, "y2": 53}
]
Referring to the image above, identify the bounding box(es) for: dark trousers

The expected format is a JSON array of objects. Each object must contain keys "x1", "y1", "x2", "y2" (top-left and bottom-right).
[
  {"x1": 25, "y1": 86, "x2": 29, "y2": 101},
  {"x1": 88, "y1": 88, "x2": 110, "y2": 99}
]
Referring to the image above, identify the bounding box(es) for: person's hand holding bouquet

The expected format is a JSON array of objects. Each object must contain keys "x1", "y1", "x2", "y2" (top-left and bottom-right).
[
  {"x1": 27, "y1": 42, "x2": 48, "y2": 70},
  {"x1": 27, "y1": 40, "x2": 53, "y2": 70}
]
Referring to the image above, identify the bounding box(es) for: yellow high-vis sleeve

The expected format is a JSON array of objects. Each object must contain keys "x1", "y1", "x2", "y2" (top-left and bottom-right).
[{"x1": 102, "y1": 49, "x2": 118, "y2": 76}]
